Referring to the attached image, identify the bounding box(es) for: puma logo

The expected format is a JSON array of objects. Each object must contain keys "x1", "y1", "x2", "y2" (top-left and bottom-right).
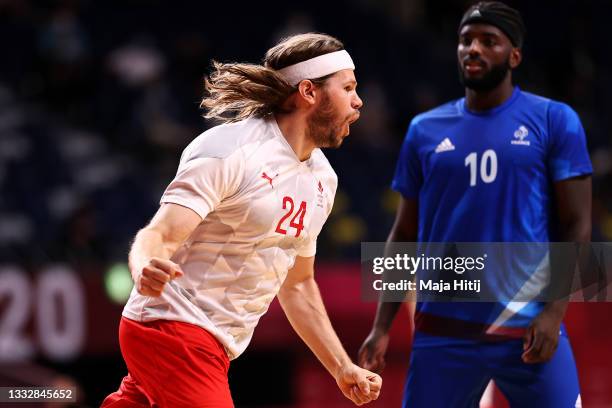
[{"x1": 261, "y1": 172, "x2": 278, "y2": 188}]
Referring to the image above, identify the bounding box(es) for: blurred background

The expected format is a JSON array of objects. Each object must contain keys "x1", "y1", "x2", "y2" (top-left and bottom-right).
[{"x1": 0, "y1": 0, "x2": 611, "y2": 406}]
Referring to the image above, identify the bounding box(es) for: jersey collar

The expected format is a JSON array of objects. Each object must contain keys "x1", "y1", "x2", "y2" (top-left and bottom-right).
[{"x1": 461, "y1": 86, "x2": 522, "y2": 117}]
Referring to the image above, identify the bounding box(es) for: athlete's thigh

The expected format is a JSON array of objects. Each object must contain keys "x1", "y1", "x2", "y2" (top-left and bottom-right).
[
  {"x1": 119, "y1": 318, "x2": 233, "y2": 408},
  {"x1": 492, "y1": 336, "x2": 580, "y2": 408},
  {"x1": 403, "y1": 345, "x2": 491, "y2": 408}
]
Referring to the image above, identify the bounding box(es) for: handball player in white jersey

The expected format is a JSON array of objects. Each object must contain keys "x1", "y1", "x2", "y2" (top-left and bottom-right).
[{"x1": 101, "y1": 33, "x2": 382, "y2": 407}]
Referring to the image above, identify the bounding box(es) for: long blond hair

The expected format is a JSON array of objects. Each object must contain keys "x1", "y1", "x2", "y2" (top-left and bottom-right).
[{"x1": 201, "y1": 33, "x2": 344, "y2": 122}]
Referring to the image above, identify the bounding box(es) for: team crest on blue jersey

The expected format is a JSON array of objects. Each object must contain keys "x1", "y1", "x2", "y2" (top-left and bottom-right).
[{"x1": 511, "y1": 125, "x2": 530, "y2": 146}]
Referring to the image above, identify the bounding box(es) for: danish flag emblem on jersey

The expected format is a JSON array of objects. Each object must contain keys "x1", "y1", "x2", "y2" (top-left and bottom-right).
[{"x1": 316, "y1": 181, "x2": 324, "y2": 207}]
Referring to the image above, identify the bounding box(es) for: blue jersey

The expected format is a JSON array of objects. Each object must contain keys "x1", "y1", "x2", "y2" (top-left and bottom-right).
[{"x1": 392, "y1": 87, "x2": 592, "y2": 346}]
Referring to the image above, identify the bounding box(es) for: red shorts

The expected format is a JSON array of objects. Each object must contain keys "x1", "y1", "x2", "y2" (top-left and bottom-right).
[{"x1": 101, "y1": 317, "x2": 233, "y2": 408}]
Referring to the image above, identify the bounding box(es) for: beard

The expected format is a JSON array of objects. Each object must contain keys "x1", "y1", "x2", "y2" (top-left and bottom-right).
[
  {"x1": 459, "y1": 56, "x2": 511, "y2": 92},
  {"x1": 307, "y1": 91, "x2": 348, "y2": 149}
]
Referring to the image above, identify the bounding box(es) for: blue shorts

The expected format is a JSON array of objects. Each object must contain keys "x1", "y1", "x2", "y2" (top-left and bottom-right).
[{"x1": 403, "y1": 335, "x2": 580, "y2": 408}]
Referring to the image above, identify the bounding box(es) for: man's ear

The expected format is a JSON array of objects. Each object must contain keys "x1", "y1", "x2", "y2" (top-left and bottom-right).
[
  {"x1": 510, "y1": 47, "x2": 522, "y2": 69},
  {"x1": 296, "y1": 80, "x2": 317, "y2": 107}
]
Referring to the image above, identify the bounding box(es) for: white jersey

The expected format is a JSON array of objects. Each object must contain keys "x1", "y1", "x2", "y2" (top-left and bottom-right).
[{"x1": 123, "y1": 116, "x2": 337, "y2": 359}]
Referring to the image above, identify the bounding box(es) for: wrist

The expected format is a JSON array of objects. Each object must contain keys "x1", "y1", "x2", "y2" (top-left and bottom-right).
[
  {"x1": 332, "y1": 358, "x2": 353, "y2": 380},
  {"x1": 543, "y1": 300, "x2": 568, "y2": 321},
  {"x1": 129, "y1": 257, "x2": 148, "y2": 282}
]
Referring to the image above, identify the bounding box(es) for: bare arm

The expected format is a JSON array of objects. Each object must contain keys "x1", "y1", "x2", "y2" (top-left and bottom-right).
[
  {"x1": 129, "y1": 203, "x2": 202, "y2": 296},
  {"x1": 523, "y1": 175, "x2": 591, "y2": 363},
  {"x1": 278, "y1": 256, "x2": 351, "y2": 376},
  {"x1": 554, "y1": 175, "x2": 592, "y2": 242},
  {"x1": 358, "y1": 196, "x2": 418, "y2": 372},
  {"x1": 278, "y1": 256, "x2": 381, "y2": 405},
  {"x1": 548, "y1": 175, "x2": 592, "y2": 314},
  {"x1": 372, "y1": 197, "x2": 419, "y2": 331}
]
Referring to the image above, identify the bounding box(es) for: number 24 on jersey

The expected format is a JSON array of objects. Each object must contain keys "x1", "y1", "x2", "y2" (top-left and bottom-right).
[{"x1": 275, "y1": 196, "x2": 307, "y2": 237}]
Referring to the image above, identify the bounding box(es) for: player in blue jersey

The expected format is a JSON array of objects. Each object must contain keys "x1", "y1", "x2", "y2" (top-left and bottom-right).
[{"x1": 359, "y1": 2, "x2": 592, "y2": 407}]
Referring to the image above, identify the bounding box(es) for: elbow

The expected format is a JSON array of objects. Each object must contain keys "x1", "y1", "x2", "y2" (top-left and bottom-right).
[
  {"x1": 277, "y1": 277, "x2": 313, "y2": 305},
  {"x1": 278, "y1": 280, "x2": 302, "y2": 300},
  {"x1": 143, "y1": 225, "x2": 182, "y2": 250},
  {"x1": 277, "y1": 284, "x2": 289, "y2": 299},
  {"x1": 277, "y1": 286, "x2": 296, "y2": 310},
  {"x1": 278, "y1": 280, "x2": 296, "y2": 301},
  {"x1": 576, "y1": 224, "x2": 592, "y2": 242}
]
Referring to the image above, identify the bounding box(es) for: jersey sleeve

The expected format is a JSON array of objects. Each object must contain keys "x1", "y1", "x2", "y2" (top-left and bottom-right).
[
  {"x1": 297, "y1": 239, "x2": 317, "y2": 258},
  {"x1": 547, "y1": 102, "x2": 593, "y2": 181},
  {"x1": 160, "y1": 150, "x2": 244, "y2": 220},
  {"x1": 391, "y1": 120, "x2": 422, "y2": 198}
]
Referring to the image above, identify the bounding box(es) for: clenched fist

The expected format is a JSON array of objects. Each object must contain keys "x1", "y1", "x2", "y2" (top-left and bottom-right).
[
  {"x1": 335, "y1": 363, "x2": 382, "y2": 406},
  {"x1": 136, "y1": 257, "x2": 184, "y2": 297}
]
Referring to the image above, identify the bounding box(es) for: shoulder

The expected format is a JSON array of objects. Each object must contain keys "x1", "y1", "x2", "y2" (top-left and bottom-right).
[
  {"x1": 182, "y1": 117, "x2": 275, "y2": 162},
  {"x1": 546, "y1": 99, "x2": 580, "y2": 123},
  {"x1": 517, "y1": 90, "x2": 551, "y2": 106},
  {"x1": 519, "y1": 92, "x2": 583, "y2": 134},
  {"x1": 516, "y1": 90, "x2": 553, "y2": 116},
  {"x1": 547, "y1": 100, "x2": 584, "y2": 139},
  {"x1": 519, "y1": 91, "x2": 579, "y2": 121},
  {"x1": 409, "y1": 100, "x2": 462, "y2": 133},
  {"x1": 517, "y1": 94, "x2": 586, "y2": 150}
]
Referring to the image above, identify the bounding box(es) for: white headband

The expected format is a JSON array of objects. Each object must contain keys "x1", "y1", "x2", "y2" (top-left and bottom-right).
[{"x1": 277, "y1": 50, "x2": 355, "y2": 86}]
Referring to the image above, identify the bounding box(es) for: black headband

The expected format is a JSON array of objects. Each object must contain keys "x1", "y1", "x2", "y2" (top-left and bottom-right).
[{"x1": 459, "y1": 2, "x2": 526, "y2": 47}]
